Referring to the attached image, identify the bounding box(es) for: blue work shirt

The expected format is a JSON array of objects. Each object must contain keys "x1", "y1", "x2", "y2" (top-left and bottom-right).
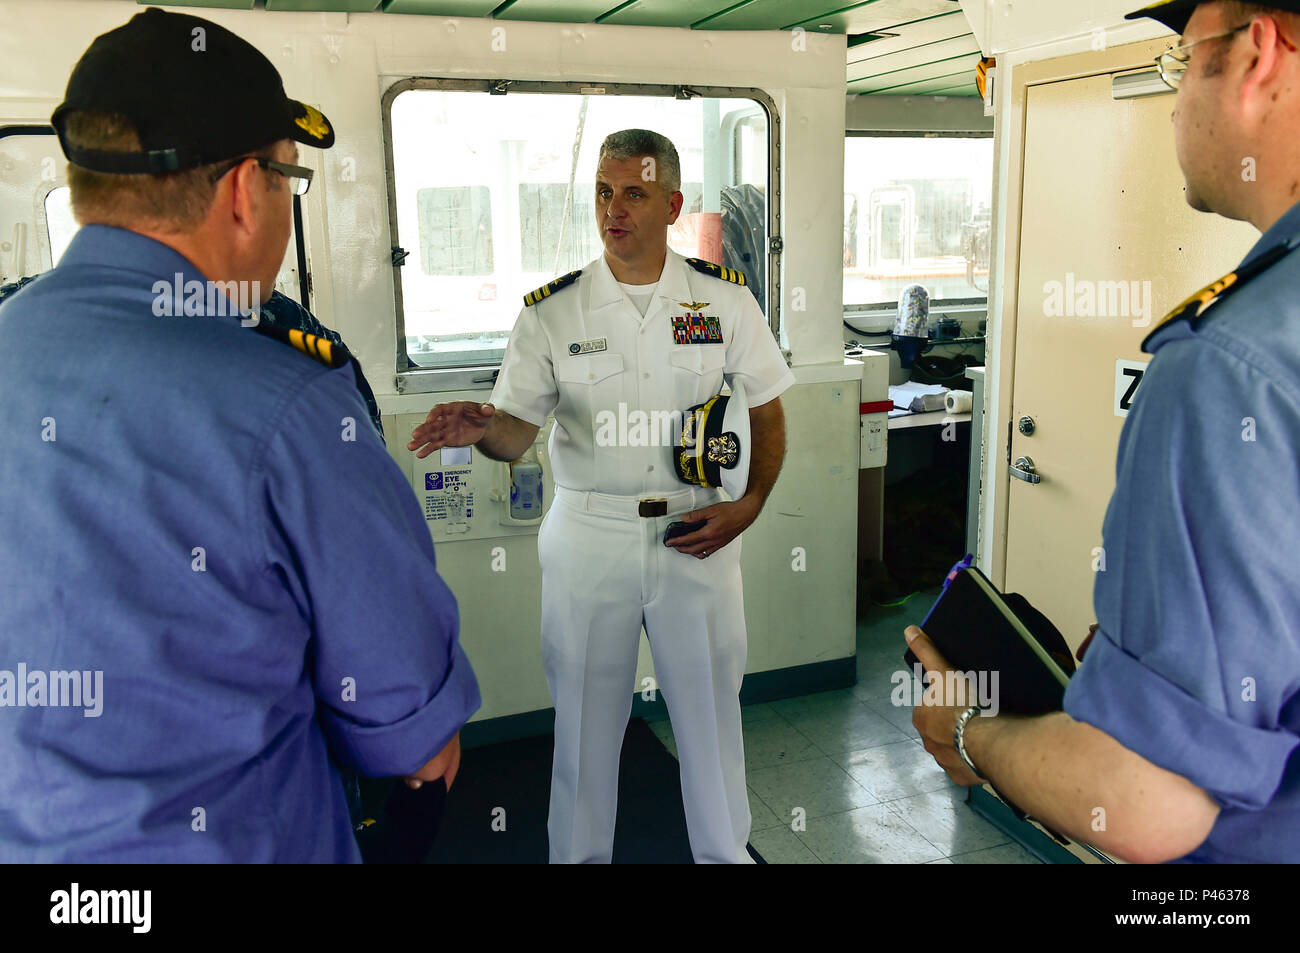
[
  {"x1": 0, "y1": 225, "x2": 480, "y2": 862},
  {"x1": 256, "y1": 291, "x2": 384, "y2": 438},
  {"x1": 1, "y1": 280, "x2": 383, "y2": 437},
  {"x1": 1064, "y1": 202, "x2": 1300, "y2": 863}
]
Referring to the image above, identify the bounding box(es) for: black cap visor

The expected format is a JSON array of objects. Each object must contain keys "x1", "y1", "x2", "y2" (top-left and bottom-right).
[
  {"x1": 288, "y1": 99, "x2": 335, "y2": 150},
  {"x1": 1126, "y1": 0, "x2": 1201, "y2": 35}
]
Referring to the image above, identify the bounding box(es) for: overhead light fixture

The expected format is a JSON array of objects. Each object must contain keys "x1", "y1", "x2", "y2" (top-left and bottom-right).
[{"x1": 1112, "y1": 68, "x2": 1174, "y2": 99}]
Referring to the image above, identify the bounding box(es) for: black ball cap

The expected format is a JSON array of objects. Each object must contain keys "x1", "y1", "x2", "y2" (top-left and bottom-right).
[
  {"x1": 51, "y1": 6, "x2": 334, "y2": 174},
  {"x1": 1127, "y1": 0, "x2": 1300, "y2": 35}
]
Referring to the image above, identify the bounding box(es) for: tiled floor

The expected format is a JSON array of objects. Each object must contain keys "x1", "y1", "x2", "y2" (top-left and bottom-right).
[{"x1": 648, "y1": 587, "x2": 1043, "y2": 864}]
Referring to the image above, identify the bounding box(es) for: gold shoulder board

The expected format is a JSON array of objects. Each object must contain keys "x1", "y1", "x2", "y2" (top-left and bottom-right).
[
  {"x1": 685, "y1": 257, "x2": 746, "y2": 286},
  {"x1": 523, "y1": 270, "x2": 583, "y2": 307},
  {"x1": 253, "y1": 322, "x2": 349, "y2": 369}
]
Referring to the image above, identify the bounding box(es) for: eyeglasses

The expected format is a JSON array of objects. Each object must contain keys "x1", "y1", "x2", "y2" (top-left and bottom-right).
[
  {"x1": 209, "y1": 155, "x2": 313, "y2": 196},
  {"x1": 1155, "y1": 22, "x2": 1252, "y2": 90}
]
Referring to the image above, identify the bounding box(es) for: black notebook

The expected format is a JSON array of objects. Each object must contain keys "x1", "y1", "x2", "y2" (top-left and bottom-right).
[{"x1": 902, "y1": 556, "x2": 1075, "y2": 715}]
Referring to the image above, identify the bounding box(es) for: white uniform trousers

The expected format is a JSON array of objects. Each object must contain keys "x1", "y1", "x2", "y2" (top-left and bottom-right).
[{"x1": 538, "y1": 485, "x2": 752, "y2": 863}]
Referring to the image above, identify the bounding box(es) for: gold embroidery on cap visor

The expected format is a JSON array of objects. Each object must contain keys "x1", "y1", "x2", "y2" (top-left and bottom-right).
[
  {"x1": 293, "y1": 102, "x2": 331, "y2": 142},
  {"x1": 675, "y1": 394, "x2": 740, "y2": 488},
  {"x1": 707, "y1": 433, "x2": 739, "y2": 467}
]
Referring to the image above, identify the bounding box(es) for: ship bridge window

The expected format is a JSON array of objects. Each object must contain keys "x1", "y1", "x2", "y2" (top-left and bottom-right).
[
  {"x1": 417, "y1": 186, "x2": 494, "y2": 276},
  {"x1": 843, "y1": 134, "x2": 994, "y2": 310},
  {"x1": 383, "y1": 80, "x2": 778, "y2": 391},
  {"x1": 44, "y1": 186, "x2": 78, "y2": 267},
  {"x1": 0, "y1": 125, "x2": 308, "y2": 305}
]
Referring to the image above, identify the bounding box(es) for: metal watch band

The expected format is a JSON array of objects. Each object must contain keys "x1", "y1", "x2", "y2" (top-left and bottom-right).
[{"x1": 953, "y1": 704, "x2": 984, "y2": 777}]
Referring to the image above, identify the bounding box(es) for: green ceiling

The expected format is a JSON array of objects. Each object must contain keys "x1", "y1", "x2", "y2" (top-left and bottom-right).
[{"x1": 142, "y1": 0, "x2": 980, "y2": 95}]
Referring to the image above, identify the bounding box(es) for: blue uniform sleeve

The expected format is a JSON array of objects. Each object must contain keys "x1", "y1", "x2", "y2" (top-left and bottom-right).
[
  {"x1": 256, "y1": 365, "x2": 481, "y2": 777},
  {"x1": 1064, "y1": 337, "x2": 1300, "y2": 811}
]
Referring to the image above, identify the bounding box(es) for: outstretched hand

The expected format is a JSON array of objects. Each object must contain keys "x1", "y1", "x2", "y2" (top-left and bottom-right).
[{"x1": 408, "y1": 401, "x2": 496, "y2": 459}]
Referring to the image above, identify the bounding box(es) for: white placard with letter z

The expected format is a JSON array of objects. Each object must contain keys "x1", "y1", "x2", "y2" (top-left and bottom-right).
[{"x1": 1114, "y1": 359, "x2": 1148, "y2": 417}]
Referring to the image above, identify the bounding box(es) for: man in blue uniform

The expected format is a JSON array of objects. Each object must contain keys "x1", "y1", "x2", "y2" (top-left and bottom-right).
[
  {"x1": 0, "y1": 8, "x2": 479, "y2": 862},
  {"x1": 908, "y1": 0, "x2": 1299, "y2": 862}
]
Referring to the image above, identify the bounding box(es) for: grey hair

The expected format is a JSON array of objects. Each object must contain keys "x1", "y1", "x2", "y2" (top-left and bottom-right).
[{"x1": 598, "y1": 128, "x2": 681, "y2": 195}]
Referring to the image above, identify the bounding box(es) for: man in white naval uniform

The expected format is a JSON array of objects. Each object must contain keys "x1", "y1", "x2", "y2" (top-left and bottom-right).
[{"x1": 409, "y1": 129, "x2": 794, "y2": 863}]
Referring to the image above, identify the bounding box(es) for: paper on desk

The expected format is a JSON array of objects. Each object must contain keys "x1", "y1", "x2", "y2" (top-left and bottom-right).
[{"x1": 888, "y1": 382, "x2": 950, "y2": 412}]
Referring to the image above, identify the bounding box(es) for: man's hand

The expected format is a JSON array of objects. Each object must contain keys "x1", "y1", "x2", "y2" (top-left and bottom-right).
[
  {"x1": 664, "y1": 496, "x2": 761, "y2": 558},
  {"x1": 408, "y1": 402, "x2": 496, "y2": 459},
  {"x1": 404, "y1": 732, "x2": 461, "y2": 791},
  {"x1": 1077, "y1": 622, "x2": 1099, "y2": 662},
  {"x1": 905, "y1": 625, "x2": 987, "y2": 787}
]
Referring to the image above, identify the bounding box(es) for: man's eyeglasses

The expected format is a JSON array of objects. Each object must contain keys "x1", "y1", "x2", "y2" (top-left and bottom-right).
[
  {"x1": 1155, "y1": 22, "x2": 1252, "y2": 90},
  {"x1": 209, "y1": 155, "x2": 313, "y2": 196}
]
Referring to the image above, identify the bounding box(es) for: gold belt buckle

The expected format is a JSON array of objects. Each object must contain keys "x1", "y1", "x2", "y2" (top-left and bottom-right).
[{"x1": 638, "y1": 498, "x2": 667, "y2": 518}]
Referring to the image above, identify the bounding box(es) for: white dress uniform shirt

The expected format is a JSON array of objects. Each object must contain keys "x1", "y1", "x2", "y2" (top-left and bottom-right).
[{"x1": 490, "y1": 248, "x2": 795, "y2": 495}]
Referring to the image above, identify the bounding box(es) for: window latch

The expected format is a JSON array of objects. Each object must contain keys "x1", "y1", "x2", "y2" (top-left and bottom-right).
[{"x1": 391, "y1": 246, "x2": 409, "y2": 267}]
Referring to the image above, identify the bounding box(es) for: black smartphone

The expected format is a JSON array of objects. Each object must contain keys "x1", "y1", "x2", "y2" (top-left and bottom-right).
[{"x1": 663, "y1": 519, "x2": 706, "y2": 546}]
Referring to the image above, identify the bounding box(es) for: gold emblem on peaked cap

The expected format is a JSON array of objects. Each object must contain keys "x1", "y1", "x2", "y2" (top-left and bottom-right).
[{"x1": 294, "y1": 103, "x2": 331, "y2": 141}]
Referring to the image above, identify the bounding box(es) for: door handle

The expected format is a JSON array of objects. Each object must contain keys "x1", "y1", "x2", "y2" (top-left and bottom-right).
[{"x1": 1009, "y1": 455, "x2": 1041, "y2": 484}]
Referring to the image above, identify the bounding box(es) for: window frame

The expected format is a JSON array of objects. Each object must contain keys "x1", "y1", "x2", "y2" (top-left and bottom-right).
[
  {"x1": 381, "y1": 78, "x2": 781, "y2": 396},
  {"x1": 0, "y1": 123, "x2": 312, "y2": 305},
  {"x1": 841, "y1": 129, "x2": 994, "y2": 316},
  {"x1": 0, "y1": 125, "x2": 60, "y2": 278}
]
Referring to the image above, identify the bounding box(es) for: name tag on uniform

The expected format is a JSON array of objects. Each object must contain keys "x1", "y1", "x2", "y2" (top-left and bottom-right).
[
  {"x1": 672, "y1": 311, "x2": 724, "y2": 345},
  {"x1": 568, "y1": 338, "x2": 607, "y2": 355}
]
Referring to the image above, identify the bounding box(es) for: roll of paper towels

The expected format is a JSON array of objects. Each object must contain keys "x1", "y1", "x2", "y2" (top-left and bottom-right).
[{"x1": 945, "y1": 389, "x2": 973, "y2": 414}]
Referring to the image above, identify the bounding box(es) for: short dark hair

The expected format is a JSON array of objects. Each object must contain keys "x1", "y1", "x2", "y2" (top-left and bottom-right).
[
  {"x1": 597, "y1": 129, "x2": 681, "y2": 195},
  {"x1": 64, "y1": 111, "x2": 276, "y2": 231}
]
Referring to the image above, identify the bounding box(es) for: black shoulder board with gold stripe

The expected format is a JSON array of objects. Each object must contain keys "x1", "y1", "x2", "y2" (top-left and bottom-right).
[
  {"x1": 253, "y1": 321, "x2": 350, "y2": 369},
  {"x1": 523, "y1": 270, "x2": 582, "y2": 307},
  {"x1": 685, "y1": 257, "x2": 746, "y2": 287}
]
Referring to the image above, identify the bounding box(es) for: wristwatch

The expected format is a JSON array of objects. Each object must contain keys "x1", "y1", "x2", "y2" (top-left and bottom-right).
[{"x1": 953, "y1": 704, "x2": 984, "y2": 778}]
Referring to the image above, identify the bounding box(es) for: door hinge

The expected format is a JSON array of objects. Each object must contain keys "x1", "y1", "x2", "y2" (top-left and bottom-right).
[
  {"x1": 769, "y1": 236, "x2": 784, "y2": 254},
  {"x1": 391, "y1": 246, "x2": 409, "y2": 267}
]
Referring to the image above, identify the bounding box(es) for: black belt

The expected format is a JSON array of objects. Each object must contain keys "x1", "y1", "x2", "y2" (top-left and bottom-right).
[{"x1": 637, "y1": 499, "x2": 668, "y2": 518}]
